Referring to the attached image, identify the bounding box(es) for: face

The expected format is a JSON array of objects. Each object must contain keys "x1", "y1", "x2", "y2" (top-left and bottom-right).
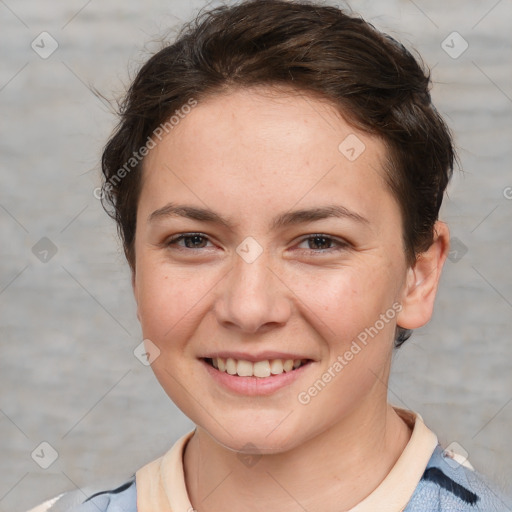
[{"x1": 132, "y1": 86, "x2": 416, "y2": 453}]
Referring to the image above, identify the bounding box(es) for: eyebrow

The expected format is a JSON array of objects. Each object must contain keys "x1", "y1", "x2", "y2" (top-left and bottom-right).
[{"x1": 148, "y1": 203, "x2": 369, "y2": 230}]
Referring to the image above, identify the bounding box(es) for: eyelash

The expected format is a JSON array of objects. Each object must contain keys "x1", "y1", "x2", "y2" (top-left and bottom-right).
[{"x1": 164, "y1": 233, "x2": 350, "y2": 254}]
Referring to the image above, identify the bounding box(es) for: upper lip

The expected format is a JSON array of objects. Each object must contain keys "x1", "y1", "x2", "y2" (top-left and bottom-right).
[{"x1": 201, "y1": 351, "x2": 314, "y2": 362}]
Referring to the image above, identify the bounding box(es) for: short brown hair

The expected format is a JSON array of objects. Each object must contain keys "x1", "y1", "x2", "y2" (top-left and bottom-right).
[{"x1": 100, "y1": 0, "x2": 456, "y2": 347}]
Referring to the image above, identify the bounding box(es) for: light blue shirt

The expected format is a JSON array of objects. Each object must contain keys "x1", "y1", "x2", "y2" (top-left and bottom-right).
[{"x1": 36, "y1": 444, "x2": 511, "y2": 511}]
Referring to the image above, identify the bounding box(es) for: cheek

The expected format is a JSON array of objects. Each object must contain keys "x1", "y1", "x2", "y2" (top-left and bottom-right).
[
  {"x1": 297, "y1": 261, "x2": 398, "y2": 344},
  {"x1": 135, "y1": 259, "x2": 208, "y2": 345},
  {"x1": 294, "y1": 267, "x2": 398, "y2": 421}
]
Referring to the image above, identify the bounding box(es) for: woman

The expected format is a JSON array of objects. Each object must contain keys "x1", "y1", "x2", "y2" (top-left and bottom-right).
[{"x1": 29, "y1": 0, "x2": 511, "y2": 510}]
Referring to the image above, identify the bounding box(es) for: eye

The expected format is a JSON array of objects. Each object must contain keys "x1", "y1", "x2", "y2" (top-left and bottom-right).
[
  {"x1": 296, "y1": 234, "x2": 350, "y2": 253},
  {"x1": 163, "y1": 233, "x2": 350, "y2": 254},
  {"x1": 165, "y1": 233, "x2": 213, "y2": 250}
]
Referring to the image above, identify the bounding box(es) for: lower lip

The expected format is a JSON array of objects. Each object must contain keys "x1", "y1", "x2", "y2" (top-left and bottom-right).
[{"x1": 200, "y1": 359, "x2": 313, "y2": 396}]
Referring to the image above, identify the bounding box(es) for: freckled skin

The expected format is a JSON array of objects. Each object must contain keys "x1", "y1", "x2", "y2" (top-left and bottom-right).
[{"x1": 132, "y1": 86, "x2": 449, "y2": 512}]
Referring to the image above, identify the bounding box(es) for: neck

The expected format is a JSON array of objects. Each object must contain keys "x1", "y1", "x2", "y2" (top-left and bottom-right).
[{"x1": 183, "y1": 402, "x2": 412, "y2": 512}]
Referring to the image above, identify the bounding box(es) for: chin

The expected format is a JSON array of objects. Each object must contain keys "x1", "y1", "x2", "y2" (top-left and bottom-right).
[{"x1": 198, "y1": 419, "x2": 304, "y2": 455}]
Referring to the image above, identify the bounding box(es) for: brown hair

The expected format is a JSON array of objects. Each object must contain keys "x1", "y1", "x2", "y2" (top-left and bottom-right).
[{"x1": 100, "y1": 0, "x2": 456, "y2": 347}]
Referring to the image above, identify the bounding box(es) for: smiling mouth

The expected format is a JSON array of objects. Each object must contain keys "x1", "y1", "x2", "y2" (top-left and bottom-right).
[{"x1": 203, "y1": 357, "x2": 312, "y2": 378}]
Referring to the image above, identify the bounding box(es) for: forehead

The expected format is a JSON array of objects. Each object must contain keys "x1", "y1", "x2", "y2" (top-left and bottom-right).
[
  {"x1": 139, "y1": 86, "x2": 395, "y2": 226},
  {"x1": 163, "y1": 86, "x2": 379, "y2": 162}
]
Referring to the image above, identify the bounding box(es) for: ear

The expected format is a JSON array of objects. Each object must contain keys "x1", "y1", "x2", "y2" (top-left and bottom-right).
[
  {"x1": 396, "y1": 221, "x2": 450, "y2": 330},
  {"x1": 131, "y1": 268, "x2": 141, "y2": 323}
]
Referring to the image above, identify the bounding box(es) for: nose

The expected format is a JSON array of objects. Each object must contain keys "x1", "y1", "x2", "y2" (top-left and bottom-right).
[{"x1": 214, "y1": 247, "x2": 291, "y2": 334}]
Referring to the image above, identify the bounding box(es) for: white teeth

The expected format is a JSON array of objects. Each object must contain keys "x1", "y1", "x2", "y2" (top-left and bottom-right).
[
  {"x1": 269, "y1": 359, "x2": 283, "y2": 374},
  {"x1": 226, "y1": 357, "x2": 237, "y2": 375},
  {"x1": 253, "y1": 360, "x2": 271, "y2": 378},
  {"x1": 283, "y1": 359, "x2": 294, "y2": 372},
  {"x1": 236, "y1": 359, "x2": 253, "y2": 377},
  {"x1": 209, "y1": 357, "x2": 306, "y2": 377}
]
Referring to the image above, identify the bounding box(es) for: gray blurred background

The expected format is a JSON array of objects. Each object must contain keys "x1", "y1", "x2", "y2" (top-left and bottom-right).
[{"x1": 1, "y1": 0, "x2": 511, "y2": 510}]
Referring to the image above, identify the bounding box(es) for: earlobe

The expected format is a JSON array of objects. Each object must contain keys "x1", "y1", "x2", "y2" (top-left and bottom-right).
[{"x1": 396, "y1": 221, "x2": 450, "y2": 330}]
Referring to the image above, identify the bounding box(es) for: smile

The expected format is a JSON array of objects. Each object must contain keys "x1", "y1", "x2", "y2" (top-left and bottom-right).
[{"x1": 204, "y1": 357, "x2": 309, "y2": 377}]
